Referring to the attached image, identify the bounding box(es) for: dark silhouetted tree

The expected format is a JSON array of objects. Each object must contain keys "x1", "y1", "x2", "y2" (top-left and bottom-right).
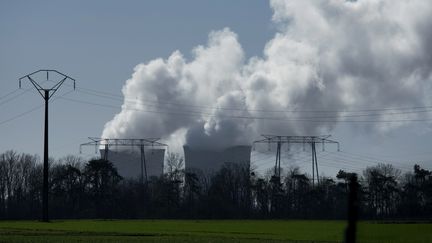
[{"x1": 83, "y1": 159, "x2": 122, "y2": 218}]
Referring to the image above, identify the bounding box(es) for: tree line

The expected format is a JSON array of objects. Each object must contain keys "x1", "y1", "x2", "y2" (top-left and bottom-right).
[{"x1": 0, "y1": 150, "x2": 431, "y2": 219}]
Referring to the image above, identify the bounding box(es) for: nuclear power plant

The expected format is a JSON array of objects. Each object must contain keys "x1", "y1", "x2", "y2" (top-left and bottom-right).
[
  {"x1": 80, "y1": 138, "x2": 168, "y2": 182},
  {"x1": 183, "y1": 145, "x2": 252, "y2": 175},
  {"x1": 80, "y1": 135, "x2": 339, "y2": 184},
  {"x1": 99, "y1": 148, "x2": 165, "y2": 179},
  {"x1": 81, "y1": 138, "x2": 255, "y2": 179}
]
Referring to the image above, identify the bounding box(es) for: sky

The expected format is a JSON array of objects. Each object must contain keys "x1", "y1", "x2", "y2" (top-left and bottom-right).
[{"x1": 1, "y1": 0, "x2": 432, "y2": 178}]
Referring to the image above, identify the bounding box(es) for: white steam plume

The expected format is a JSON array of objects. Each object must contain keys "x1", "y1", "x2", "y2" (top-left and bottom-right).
[{"x1": 102, "y1": 0, "x2": 432, "y2": 150}]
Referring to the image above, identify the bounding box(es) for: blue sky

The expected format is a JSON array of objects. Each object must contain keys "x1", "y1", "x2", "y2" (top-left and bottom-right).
[
  {"x1": 1, "y1": 0, "x2": 431, "y2": 177},
  {"x1": 0, "y1": 0, "x2": 272, "y2": 152}
]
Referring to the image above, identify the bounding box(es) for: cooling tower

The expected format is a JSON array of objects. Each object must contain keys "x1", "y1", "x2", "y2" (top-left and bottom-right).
[
  {"x1": 183, "y1": 145, "x2": 251, "y2": 175},
  {"x1": 100, "y1": 148, "x2": 165, "y2": 179}
]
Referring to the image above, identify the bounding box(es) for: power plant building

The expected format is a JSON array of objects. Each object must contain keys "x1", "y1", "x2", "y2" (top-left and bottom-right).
[
  {"x1": 183, "y1": 145, "x2": 251, "y2": 175},
  {"x1": 100, "y1": 148, "x2": 165, "y2": 179}
]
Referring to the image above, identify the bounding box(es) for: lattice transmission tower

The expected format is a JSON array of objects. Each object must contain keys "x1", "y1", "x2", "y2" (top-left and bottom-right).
[
  {"x1": 80, "y1": 137, "x2": 167, "y2": 184},
  {"x1": 253, "y1": 135, "x2": 340, "y2": 185}
]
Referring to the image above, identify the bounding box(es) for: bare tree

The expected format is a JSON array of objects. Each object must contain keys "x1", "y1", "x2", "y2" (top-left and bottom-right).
[
  {"x1": 363, "y1": 163, "x2": 401, "y2": 217},
  {"x1": 166, "y1": 152, "x2": 183, "y2": 173}
]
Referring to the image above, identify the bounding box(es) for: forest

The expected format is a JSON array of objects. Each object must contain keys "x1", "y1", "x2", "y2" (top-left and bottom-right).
[{"x1": 0, "y1": 150, "x2": 431, "y2": 220}]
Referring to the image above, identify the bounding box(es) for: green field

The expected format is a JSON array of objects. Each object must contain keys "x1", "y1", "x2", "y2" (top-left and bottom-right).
[{"x1": 0, "y1": 220, "x2": 431, "y2": 243}]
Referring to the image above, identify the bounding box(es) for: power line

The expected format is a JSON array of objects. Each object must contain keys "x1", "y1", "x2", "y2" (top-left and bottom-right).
[
  {"x1": 253, "y1": 150, "x2": 413, "y2": 175},
  {"x1": 0, "y1": 81, "x2": 50, "y2": 108},
  {"x1": 0, "y1": 90, "x2": 74, "y2": 126},
  {"x1": 0, "y1": 88, "x2": 29, "y2": 107},
  {"x1": 253, "y1": 153, "x2": 285, "y2": 166},
  {"x1": 51, "y1": 81, "x2": 431, "y2": 114},
  {"x1": 57, "y1": 96, "x2": 432, "y2": 123},
  {"x1": 290, "y1": 151, "x2": 368, "y2": 173},
  {"x1": 321, "y1": 152, "x2": 412, "y2": 172},
  {"x1": 0, "y1": 105, "x2": 42, "y2": 126},
  {"x1": 286, "y1": 151, "x2": 364, "y2": 174},
  {"x1": 42, "y1": 82, "x2": 432, "y2": 121},
  {"x1": 316, "y1": 159, "x2": 364, "y2": 172},
  {"x1": 0, "y1": 88, "x2": 20, "y2": 100},
  {"x1": 75, "y1": 88, "x2": 432, "y2": 120},
  {"x1": 74, "y1": 86, "x2": 432, "y2": 117},
  {"x1": 342, "y1": 150, "x2": 432, "y2": 160},
  {"x1": 337, "y1": 151, "x2": 414, "y2": 170}
]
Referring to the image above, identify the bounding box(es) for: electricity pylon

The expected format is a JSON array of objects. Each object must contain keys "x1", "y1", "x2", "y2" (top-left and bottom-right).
[
  {"x1": 19, "y1": 69, "x2": 75, "y2": 222},
  {"x1": 253, "y1": 135, "x2": 340, "y2": 186},
  {"x1": 80, "y1": 137, "x2": 167, "y2": 184}
]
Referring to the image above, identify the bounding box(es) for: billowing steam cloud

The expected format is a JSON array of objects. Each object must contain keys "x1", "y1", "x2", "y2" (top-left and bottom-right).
[{"x1": 102, "y1": 0, "x2": 432, "y2": 150}]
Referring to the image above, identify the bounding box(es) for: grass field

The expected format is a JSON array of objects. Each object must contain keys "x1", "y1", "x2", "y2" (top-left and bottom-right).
[{"x1": 0, "y1": 220, "x2": 431, "y2": 243}]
